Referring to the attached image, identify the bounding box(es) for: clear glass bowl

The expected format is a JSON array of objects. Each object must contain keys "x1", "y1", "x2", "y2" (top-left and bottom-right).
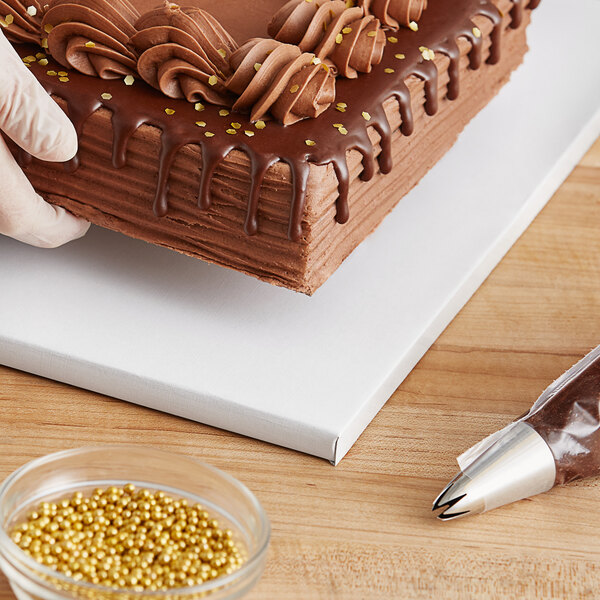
[{"x1": 0, "y1": 446, "x2": 270, "y2": 600}]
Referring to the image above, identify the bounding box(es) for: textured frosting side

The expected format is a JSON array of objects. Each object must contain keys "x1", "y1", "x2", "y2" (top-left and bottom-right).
[
  {"x1": 131, "y1": 2, "x2": 237, "y2": 105},
  {"x1": 0, "y1": 0, "x2": 44, "y2": 44},
  {"x1": 361, "y1": 0, "x2": 428, "y2": 29},
  {"x1": 267, "y1": 0, "x2": 384, "y2": 78},
  {"x1": 227, "y1": 38, "x2": 335, "y2": 125},
  {"x1": 42, "y1": 0, "x2": 139, "y2": 78}
]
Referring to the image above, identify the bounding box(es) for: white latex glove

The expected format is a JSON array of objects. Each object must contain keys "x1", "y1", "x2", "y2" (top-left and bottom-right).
[{"x1": 0, "y1": 31, "x2": 90, "y2": 248}]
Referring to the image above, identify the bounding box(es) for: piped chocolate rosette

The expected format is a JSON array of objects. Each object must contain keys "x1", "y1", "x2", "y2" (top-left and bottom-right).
[
  {"x1": 130, "y1": 2, "x2": 237, "y2": 106},
  {"x1": 0, "y1": 0, "x2": 44, "y2": 44},
  {"x1": 360, "y1": 0, "x2": 428, "y2": 30},
  {"x1": 226, "y1": 38, "x2": 336, "y2": 125},
  {"x1": 41, "y1": 0, "x2": 139, "y2": 79},
  {"x1": 268, "y1": 0, "x2": 385, "y2": 79}
]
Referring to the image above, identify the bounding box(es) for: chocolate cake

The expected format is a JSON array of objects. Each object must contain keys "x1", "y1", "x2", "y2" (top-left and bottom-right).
[{"x1": 2, "y1": 0, "x2": 540, "y2": 294}]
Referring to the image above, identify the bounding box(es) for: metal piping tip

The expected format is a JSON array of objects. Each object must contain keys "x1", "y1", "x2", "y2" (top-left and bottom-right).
[
  {"x1": 432, "y1": 473, "x2": 476, "y2": 520},
  {"x1": 432, "y1": 422, "x2": 557, "y2": 521}
]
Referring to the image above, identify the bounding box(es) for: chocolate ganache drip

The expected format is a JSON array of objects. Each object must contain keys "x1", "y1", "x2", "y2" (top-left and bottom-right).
[
  {"x1": 130, "y1": 2, "x2": 237, "y2": 106},
  {"x1": 227, "y1": 38, "x2": 336, "y2": 125},
  {"x1": 268, "y1": 0, "x2": 385, "y2": 78},
  {"x1": 42, "y1": 0, "x2": 139, "y2": 79},
  {"x1": 361, "y1": 0, "x2": 428, "y2": 29},
  {"x1": 0, "y1": 0, "x2": 44, "y2": 44}
]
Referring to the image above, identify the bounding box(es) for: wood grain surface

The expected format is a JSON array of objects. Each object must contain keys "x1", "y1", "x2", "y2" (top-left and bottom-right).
[{"x1": 1, "y1": 137, "x2": 599, "y2": 599}]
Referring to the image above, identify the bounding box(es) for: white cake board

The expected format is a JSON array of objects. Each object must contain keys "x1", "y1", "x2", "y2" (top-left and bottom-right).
[{"x1": 1, "y1": 0, "x2": 598, "y2": 464}]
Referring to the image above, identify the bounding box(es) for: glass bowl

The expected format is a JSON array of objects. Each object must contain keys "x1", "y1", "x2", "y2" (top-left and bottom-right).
[{"x1": 0, "y1": 446, "x2": 270, "y2": 600}]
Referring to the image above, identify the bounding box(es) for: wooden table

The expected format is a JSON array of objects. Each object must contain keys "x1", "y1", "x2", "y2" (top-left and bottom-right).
[{"x1": 1, "y1": 137, "x2": 599, "y2": 599}]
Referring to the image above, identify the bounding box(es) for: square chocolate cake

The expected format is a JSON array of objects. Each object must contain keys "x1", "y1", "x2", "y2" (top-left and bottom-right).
[{"x1": 2, "y1": 0, "x2": 540, "y2": 293}]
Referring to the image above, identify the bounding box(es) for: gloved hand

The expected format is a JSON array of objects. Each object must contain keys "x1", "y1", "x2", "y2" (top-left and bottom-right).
[{"x1": 0, "y1": 31, "x2": 90, "y2": 247}]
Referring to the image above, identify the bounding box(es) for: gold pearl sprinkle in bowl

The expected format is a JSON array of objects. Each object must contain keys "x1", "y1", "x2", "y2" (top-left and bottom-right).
[{"x1": 0, "y1": 446, "x2": 270, "y2": 600}]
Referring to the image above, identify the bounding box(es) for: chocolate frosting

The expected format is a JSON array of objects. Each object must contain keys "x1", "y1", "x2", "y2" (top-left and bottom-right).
[
  {"x1": 42, "y1": 0, "x2": 139, "y2": 79},
  {"x1": 228, "y1": 38, "x2": 336, "y2": 124},
  {"x1": 361, "y1": 0, "x2": 428, "y2": 29},
  {"x1": 268, "y1": 0, "x2": 384, "y2": 78},
  {"x1": 0, "y1": 0, "x2": 44, "y2": 44},
  {"x1": 131, "y1": 2, "x2": 237, "y2": 105}
]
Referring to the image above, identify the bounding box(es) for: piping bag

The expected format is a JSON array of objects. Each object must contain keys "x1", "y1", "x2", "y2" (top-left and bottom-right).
[{"x1": 433, "y1": 344, "x2": 600, "y2": 520}]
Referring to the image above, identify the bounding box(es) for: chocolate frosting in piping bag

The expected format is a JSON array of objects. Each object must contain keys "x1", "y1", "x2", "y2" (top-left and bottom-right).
[
  {"x1": 41, "y1": 0, "x2": 140, "y2": 78},
  {"x1": 0, "y1": 0, "x2": 44, "y2": 44},
  {"x1": 131, "y1": 2, "x2": 237, "y2": 105}
]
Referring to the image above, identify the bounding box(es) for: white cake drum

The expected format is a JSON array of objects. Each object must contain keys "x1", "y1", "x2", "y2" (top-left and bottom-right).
[{"x1": 0, "y1": 0, "x2": 598, "y2": 464}]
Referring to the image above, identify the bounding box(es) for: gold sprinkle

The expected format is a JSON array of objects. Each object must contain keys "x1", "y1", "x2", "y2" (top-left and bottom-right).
[
  {"x1": 3, "y1": 14, "x2": 14, "y2": 26},
  {"x1": 217, "y1": 48, "x2": 227, "y2": 58},
  {"x1": 362, "y1": 111, "x2": 371, "y2": 121},
  {"x1": 9, "y1": 486, "x2": 245, "y2": 590},
  {"x1": 41, "y1": 38, "x2": 48, "y2": 48},
  {"x1": 473, "y1": 26, "x2": 481, "y2": 38},
  {"x1": 57, "y1": 71, "x2": 68, "y2": 76},
  {"x1": 335, "y1": 33, "x2": 343, "y2": 44},
  {"x1": 231, "y1": 122, "x2": 241, "y2": 129},
  {"x1": 395, "y1": 53, "x2": 406, "y2": 60},
  {"x1": 244, "y1": 130, "x2": 255, "y2": 137},
  {"x1": 208, "y1": 75, "x2": 218, "y2": 86},
  {"x1": 255, "y1": 120, "x2": 266, "y2": 130},
  {"x1": 59, "y1": 76, "x2": 69, "y2": 82},
  {"x1": 387, "y1": 36, "x2": 398, "y2": 43},
  {"x1": 290, "y1": 84, "x2": 299, "y2": 94},
  {"x1": 46, "y1": 70, "x2": 57, "y2": 76},
  {"x1": 38, "y1": 58, "x2": 49, "y2": 66},
  {"x1": 333, "y1": 123, "x2": 343, "y2": 129},
  {"x1": 35, "y1": 52, "x2": 45, "y2": 59},
  {"x1": 205, "y1": 131, "x2": 215, "y2": 137},
  {"x1": 44, "y1": 23, "x2": 53, "y2": 33},
  {"x1": 85, "y1": 41, "x2": 95, "y2": 48},
  {"x1": 165, "y1": 108, "x2": 175, "y2": 115},
  {"x1": 194, "y1": 102, "x2": 205, "y2": 112},
  {"x1": 366, "y1": 30, "x2": 377, "y2": 37},
  {"x1": 337, "y1": 102, "x2": 347, "y2": 108},
  {"x1": 384, "y1": 67, "x2": 395, "y2": 74},
  {"x1": 338, "y1": 127, "x2": 348, "y2": 135},
  {"x1": 218, "y1": 109, "x2": 230, "y2": 117},
  {"x1": 335, "y1": 106, "x2": 346, "y2": 113},
  {"x1": 195, "y1": 120, "x2": 206, "y2": 127},
  {"x1": 342, "y1": 27, "x2": 352, "y2": 34},
  {"x1": 22, "y1": 55, "x2": 36, "y2": 63},
  {"x1": 253, "y1": 62, "x2": 262, "y2": 72},
  {"x1": 409, "y1": 20, "x2": 418, "y2": 31},
  {"x1": 345, "y1": 0, "x2": 354, "y2": 6},
  {"x1": 101, "y1": 93, "x2": 112, "y2": 100},
  {"x1": 226, "y1": 128, "x2": 237, "y2": 135},
  {"x1": 305, "y1": 139, "x2": 316, "y2": 146},
  {"x1": 26, "y1": 5, "x2": 37, "y2": 16},
  {"x1": 124, "y1": 75, "x2": 135, "y2": 85}
]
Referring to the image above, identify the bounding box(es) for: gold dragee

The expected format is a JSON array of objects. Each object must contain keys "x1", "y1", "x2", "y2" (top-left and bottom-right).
[{"x1": 10, "y1": 484, "x2": 245, "y2": 591}]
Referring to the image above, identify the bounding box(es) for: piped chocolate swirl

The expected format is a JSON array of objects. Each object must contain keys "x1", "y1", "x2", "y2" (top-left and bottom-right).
[
  {"x1": 131, "y1": 2, "x2": 237, "y2": 105},
  {"x1": 268, "y1": 0, "x2": 386, "y2": 78},
  {"x1": 0, "y1": 0, "x2": 44, "y2": 44},
  {"x1": 361, "y1": 0, "x2": 428, "y2": 29},
  {"x1": 227, "y1": 39, "x2": 336, "y2": 124},
  {"x1": 41, "y1": 0, "x2": 140, "y2": 79}
]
